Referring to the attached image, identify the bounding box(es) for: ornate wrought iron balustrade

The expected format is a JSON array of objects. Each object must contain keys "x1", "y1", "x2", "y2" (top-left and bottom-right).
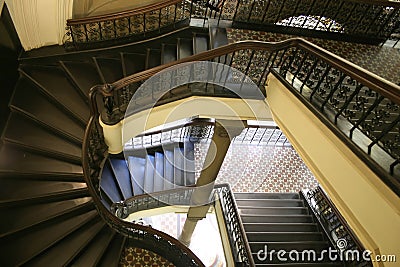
[
  {"x1": 87, "y1": 39, "x2": 400, "y2": 196},
  {"x1": 272, "y1": 43, "x2": 400, "y2": 195},
  {"x1": 64, "y1": 0, "x2": 192, "y2": 50},
  {"x1": 215, "y1": 184, "x2": 255, "y2": 266},
  {"x1": 231, "y1": 0, "x2": 400, "y2": 43},
  {"x1": 111, "y1": 186, "x2": 197, "y2": 219},
  {"x1": 303, "y1": 187, "x2": 373, "y2": 267},
  {"x1": 83, "y1": 117, "x2": 205, "y2": 267},
  {"x1": 65, "y1": 0, "x2": 400, "y2": 49}
]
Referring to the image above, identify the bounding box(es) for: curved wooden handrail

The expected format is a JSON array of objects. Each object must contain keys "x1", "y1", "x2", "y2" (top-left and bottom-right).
[
  {"x1": 82, "y1": 116, "x2": 205, "y2": 267},
  {"x1": 67, "y1": 0, "x2": 185, "y2": 25},
  {"x1": 101, "y1": 38, "x2": 400, "y2": 105}
]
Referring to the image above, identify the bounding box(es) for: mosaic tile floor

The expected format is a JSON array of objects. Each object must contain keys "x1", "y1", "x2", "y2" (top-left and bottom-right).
[
  {"x1": 195, "y1": 141, "x2": 319, "y2": 193},
  {"x1": 226, "y1": 28, "x2": 400, "y2": 85},
  {"x1": 139, "y1": 213, "x2": 226, "y2": 267}
]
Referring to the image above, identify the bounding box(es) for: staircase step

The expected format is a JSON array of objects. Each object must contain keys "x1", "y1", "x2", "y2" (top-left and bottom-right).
[
  {"x1": 183, "y1": 141, "x2": 196, "y2": 185},
  {"x1": 21, "y1": 66, "x2": 89, "y2": 125},
  {"x1": 153, "y1": 152, "x2": 165, "y2": 192},
  {"x1": 164, "y1": 148, "x2": 175, "y2": 190},
  {"x1": 23, "y1": 217, "x2": 104, "y2": 267},
  {"x1": 241, "y1": 215, "x2": 313, "y2": 223},
  {"x1": 193, "y1": 33, "x2": 209, "y2": 54},
  {"x1": 93, "y1": 57, "x2": 124, "y2": 83},
  {"x1": 177, "y1": 38, "x2": 193, "y2": 59},
  {"x1": 128, "y1": 156, "x2": 146, "y2": 195},
  {"x1": 120, "y1": 52, "x2": 146, "y2": 76},
  {"x1": 0, "y1": 170, "x2": 84, "y2": 181},
  {"x1": 144, "y1": 155, "x2": 155, "y2": 193},
  {"x1": 161, "y1": 43, "x2": 178, "y2": 64},
  {"x1": 0, "y1": 178, "x2": 88, "y2": 207},
  {"x1": 0, "y1": 209, "x2": 98, "y2": 266},
  {"x1": 97, "y1": 234, "x2": 126, "y2": 267},
  {"x1": 109, "y1": 158, "x2": 133, "y2": 200},
  {"x1": 0, "y1": 197, "x2": 93, "y2": 237},
  {"x1": 60, "y1": 61, "x2": 102, "y2": 97},
  {"x1": 146, "y1": 49, "x2": 161, "y2": 69},
  {"x1": 10, "y1": 78, "x2": 84, "y2": 143},
  {"x1": 243, "y1": 223, "x2": 318, "y2": 232},
  {"x1": 69, "y1": 225, "x2": 115, "y2": 266},
  {"x1": 0, "y1": 145, "x2": 83, "y2": 176},
  {"x1": 246, "y1": 232, "x2": 324, "y2": 242},
  {"x1": 174, "y1": 146, "x2": 185, "y2": 186},
  {"x1": 236, "y1": 199, "x2": 305, "y2": 207},
  {"x1": 239, "y1": 206, "x2": 309, "y2": 215},
  {"x1": 234, "y1": 192, "x2": 300, "y2": 200},
  {"x1": 100, "y1": 163, "x2": 123, "y2": 203},
  {"x1": 2, "y1": 112, "x2": 82, "y2": 163}
]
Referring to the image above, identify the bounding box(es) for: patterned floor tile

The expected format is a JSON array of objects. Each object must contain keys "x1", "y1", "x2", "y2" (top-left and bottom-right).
[{"x1": 196, "y1": 142, "x2": 319, "y2": 193}]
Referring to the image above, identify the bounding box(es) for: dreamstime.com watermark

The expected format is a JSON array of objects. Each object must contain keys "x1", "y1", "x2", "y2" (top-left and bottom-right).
[{"x1": 256, "y1": 238, "x2": 397, "y2": 263}]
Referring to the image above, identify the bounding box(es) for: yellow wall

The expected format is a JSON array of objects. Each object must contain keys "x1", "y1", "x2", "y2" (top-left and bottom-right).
[{"x1": 266, "y1": 73, "x2": 400, "y2": 267}]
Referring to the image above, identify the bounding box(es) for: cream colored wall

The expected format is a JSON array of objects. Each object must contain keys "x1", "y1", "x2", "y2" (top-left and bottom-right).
[
  {"x1": 266, "y1": 73, "x2": 400, "y2": 267},
  {"x1": 5, "y1": 0, "x2": 73, "y2": 50}
]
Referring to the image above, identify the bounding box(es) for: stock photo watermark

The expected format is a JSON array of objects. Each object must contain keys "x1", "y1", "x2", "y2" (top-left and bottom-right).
[{"x1": 256, "y1": 238, "x2": 397, "y2": 263}]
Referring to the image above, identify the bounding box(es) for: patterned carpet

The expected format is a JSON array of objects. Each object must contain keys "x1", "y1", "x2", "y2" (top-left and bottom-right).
[{"x1": 226, "y1": 28, "x2": 400, "y2": 85}]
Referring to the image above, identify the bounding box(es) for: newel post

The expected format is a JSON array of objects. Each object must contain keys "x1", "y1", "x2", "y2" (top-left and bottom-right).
[{"x1": 98, "y1": 84, "x2": 124, "y2": 154}]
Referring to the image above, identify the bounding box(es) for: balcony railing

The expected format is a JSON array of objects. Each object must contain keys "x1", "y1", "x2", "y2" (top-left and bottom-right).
[
  {"x1": 64, "y1": 0, "x2": 192, "y2": 50},
  {"x1": 87, "y1": 38, "x2": 400, "y2": 198},
  {"x1": 82, "y1": 117, "x2": 205, "y2": 267},
  {"x1": 215, "y1": 184, "x2": 255, "y2": 266},
  {"x1": 303, "y1": 187, "x2": 372, "y2": 267},
  {"x1": 65, "y1": 0, "x2": 400, "y2": 49}
]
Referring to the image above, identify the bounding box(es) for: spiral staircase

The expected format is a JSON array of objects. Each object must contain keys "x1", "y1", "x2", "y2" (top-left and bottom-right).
[
  {"x1": 0, "y1": 26, "x2": 215, "y2": 266},
  {"x1": 1, "y1": 0, "x2": 400, "y2": 266}
]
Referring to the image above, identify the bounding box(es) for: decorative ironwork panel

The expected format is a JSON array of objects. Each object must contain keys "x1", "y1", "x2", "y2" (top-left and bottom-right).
[
  {"x1": 381, "y1": 8, "x2": 400, "y2": 38},
  {"x1": 361, "y1": 99, "x2": 400, "y2": 153},
  {"x1": 220, "y1": 0, "x2": 237, "y2": 20},
  {"x1": 248, "y1": 50, "x2": 272, "y2": 85},
  {"x1": 99, "y1": 20, "x2": 115, "y2": 40},
  {"x1": 248, "y1": 0, "x2": 268, "y2": 23},
  {"x1": 69, "y1": 24, "x2": 87, "y2": 43},
  {"x1": 86, "y1": 22, "x2": 102, "y2": 41},
  {"x1": 234, "y1": 0, "x2": 254, "y2": 22},
  {"x1": 145, "y1": 10, "x2": 161, "y2": 32},
  {"x1": 191, "y1": 0, "x2": 209, "y2": 18},
  {"x1": 263, "y1": 0, "x2": 285, "y2": 24},
  {"x1": 380, "y1": 120, "x2": 400, "y2": 161},
  {"x1": 305, "y1": 188, "x2": 373, "y2": 266},
  {"x1": 129, "y1": 14, "x2": 145, "y2": 35},
  {"x1": 344, "y1": 3, "x2": 370, "y2": 34},
  {"x1": 115, "y1": 17, "x2": 131, "y2": 37}
]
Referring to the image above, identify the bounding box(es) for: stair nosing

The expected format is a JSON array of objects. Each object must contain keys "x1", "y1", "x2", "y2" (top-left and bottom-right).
[
  {"x1": 2, "y1": 138, "x2": 82, "y2": 165},
  {"x1": 9, "y1": 106, "x2": 83, "y2": 145},
  {"x1": 59, "y1": 61, "x2": 91, "y2": 104},
  {"x1": 0, "y1": 187, "x2": 89, "y2": 208},
  {"x1": 0, "y1": 199, "x2": 94, "y2": 239},
  {"x1": 16, "y1": 212, "x2": 100, "y2": 266},
  {"x1": 19, "y1": 69, "x2": 88, "y2": 127}
]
